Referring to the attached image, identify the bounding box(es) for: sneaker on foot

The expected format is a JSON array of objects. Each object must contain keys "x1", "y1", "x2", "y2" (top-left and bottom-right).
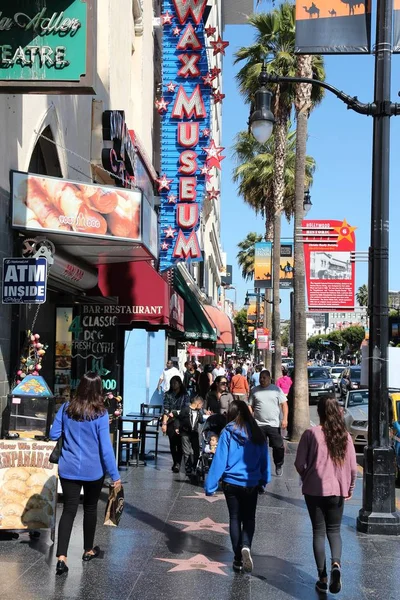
[
  {"x1": 329, "y1": 565, "x2": 342, "y2": 594},
  {"x1": 241, "y1": 546, "x2": 253, "y2": 573},
  {"x1": 172, "y1": 464, "x2": 180, "y2": 473},
  {"x1": 232, "y1": 559, "x2": 243, "y2": 573},
  {"x1": 275, "y1": 465, "x2": 283, "y2": 477},
  {"x1": 315, "y1": 580, "x2": 328, "y2": 593}
]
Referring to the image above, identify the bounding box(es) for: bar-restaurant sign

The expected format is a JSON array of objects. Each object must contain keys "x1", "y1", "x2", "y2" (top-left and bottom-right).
[{"x1": 0, "y1": 0, "x2": 95, "y2": 93}]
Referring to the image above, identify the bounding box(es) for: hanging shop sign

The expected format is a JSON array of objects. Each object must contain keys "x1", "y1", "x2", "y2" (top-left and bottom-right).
[
  {"x1": 159, "y1": 0, "x2": 228, "y2": 269},
  {"x1": 302, "y1": 219, "x2": 356, "y2": 312},
  {"x1": 295, "y1": 0, "x2": 371, "y2": 54},
  {"x1": 12, "y1": 171, "x2": 144, "y2": 243},
  {"x1": 279, "y1": 243, "x2": 294, "y2": 290},
  {"x1": 102, "y1": 111, "x2": 136, "y2": 188},
  {"x1": 221, "y1": 264, "x2": 233, "y2": 286},
  {"x1": 0, "y1": 0, "x2": 95, "y2": 94},
  {"x1": 254, "y1": 242, "x2": 272, "y2": 289},
  {"x1": 2, "y1": 257, "x2": 47, "y2": 304}
]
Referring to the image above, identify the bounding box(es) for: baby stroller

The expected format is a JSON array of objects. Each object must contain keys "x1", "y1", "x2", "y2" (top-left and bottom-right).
[{"x1": 196, "y1": 413, "x2": 226, "y2": 482}]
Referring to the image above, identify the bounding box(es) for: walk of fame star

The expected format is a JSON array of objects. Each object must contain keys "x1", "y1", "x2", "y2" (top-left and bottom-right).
[
  {"x1": 171, "y1": 517, "x2": 229, "y2": 534},
  {"x1": 333, "y1": 219, "x2": 357, "y2": 242},
  {"x1": 156, "y1": 554, "x2": 228, "y2": 575},
  {"x1": 182, "y1": 491, "x2": 225, "y2": 503}
]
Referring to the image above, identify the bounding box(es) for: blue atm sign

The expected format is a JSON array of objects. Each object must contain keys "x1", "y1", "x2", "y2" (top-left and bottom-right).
[{"x1": 2, "y1": 257, "x2": 48, "y2": 304}]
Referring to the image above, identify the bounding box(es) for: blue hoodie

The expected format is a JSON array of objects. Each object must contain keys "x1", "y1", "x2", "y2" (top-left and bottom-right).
[{"x1": 205, "y1": 422, "x2": 271, "y2": 495}]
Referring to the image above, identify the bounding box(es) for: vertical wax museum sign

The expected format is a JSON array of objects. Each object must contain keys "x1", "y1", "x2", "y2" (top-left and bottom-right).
[
  {"x1": 0, "y1": 0, "x2": 95, "y2": 93},
  {"x1": 2, "y1": 257, "x2": 47, "y2": 304},
  {"x1": 254, "y1": 242, "x2": 272, "y2": 289},
  {"x1": 295, "y1": 0, "x2": 371, "y2": 54},
  {"x1": 302, "y1": 219, "x2": 356, "y2": 311},
  {"x1": 158, "y1": 0, "x2": 226, "y2": 269}
]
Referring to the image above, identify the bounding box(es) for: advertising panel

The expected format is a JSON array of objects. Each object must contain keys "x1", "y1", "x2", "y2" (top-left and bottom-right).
[
  {"x1": 2, "y1": 257, "x2": 47, "y2": 304},
  {"x1": 303, "y1": 219, "x2": 356, "y2": 312},
  {"x1": 254, "y1": 242, "x2": 272, "y2": 289},
  {"x1": 280, "y1": 243, "x2": 294, "y2": 290},
  {"x1": 0, "y1": 440, "x2": 58, "y2": 531},
  {"x1": 0, "y1": 0, "x2": 95, "y2": 93},
  {"x1": 295, "y1": 0, "x2": 371, "y2": 54},
  {"x1": 221, "y1": 264, "x2": 233, "y2": 286},
  {"x1": 159, "y1": 0, "x2": 225, "y2": 268},
  {"x1": 12, "y1": 171, "x2": 143, "y2": 243},
  {"x1": 256, "y1": 328, "x2": 269, "y2": 350}
]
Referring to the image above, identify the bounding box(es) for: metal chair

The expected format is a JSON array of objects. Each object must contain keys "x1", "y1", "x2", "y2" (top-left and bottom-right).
[
  {"x1": 140, "y1": 403, "x2": 162, "y2": 460},
  {"x1": 118, "y1": 418, "x2": 140, "y2": 467}
]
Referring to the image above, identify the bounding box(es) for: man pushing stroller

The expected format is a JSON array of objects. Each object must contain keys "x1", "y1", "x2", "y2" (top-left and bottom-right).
[{"x1": 176, "y1": 395, "x2": 204, "y2": 475}]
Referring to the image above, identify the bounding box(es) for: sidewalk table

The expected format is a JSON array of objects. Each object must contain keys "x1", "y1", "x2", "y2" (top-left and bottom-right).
[{"x1": 117, "y1": 414, "x2": 157, "y2": 465}]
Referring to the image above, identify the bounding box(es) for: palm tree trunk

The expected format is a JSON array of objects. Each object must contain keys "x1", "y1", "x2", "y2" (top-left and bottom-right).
[
  {"x1": 292, "y1": 55, "x2": 313, "y2": 441},
  {"x1": 264, "y1": 213, "x2": 273, "y2": 371},
  {"x1": 272, "y1": 115, "x2": 287, "y2": 381}
]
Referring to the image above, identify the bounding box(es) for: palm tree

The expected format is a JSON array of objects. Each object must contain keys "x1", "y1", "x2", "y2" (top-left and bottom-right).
[
  {"x1": 237, "y1": 233, "x2": 263, "y2": 281},
  {"x1": 235, "y1": 4, "x2": 323, "y2": 381},
  {"x1": 357, "y1": 284, "x2": 369, "y2": 307}
]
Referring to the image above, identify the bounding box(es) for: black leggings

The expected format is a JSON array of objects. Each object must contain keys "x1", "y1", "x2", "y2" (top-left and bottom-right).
[
  {"x1": 167, "y1": 422, "x2": 182, "y2": 466},
  {"x1": 57, "y1": 476, "x2": 104, "y2": 557},
  {"x1": 223, "y1": 482, "x2": 259, "y2": 561},
  {"x1": 305, "y1": 495, "x2": 344, "y2": 578}
]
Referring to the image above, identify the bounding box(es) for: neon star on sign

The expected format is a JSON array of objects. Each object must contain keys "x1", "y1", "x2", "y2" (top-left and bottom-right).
[
  {"x1": 333, "y1": 219, "x2": 357, "y2": 242},
  {"x1": 161, "y1": 11, "x2": 173, "y2": 26},
  {"x1": 166, "y1": 82, "x2": 177, "y2": 93},
  {"x1": 157, "y1": 174, "x2": 173, "y2": 191},
  {"x1": 164, "y1": 226, "x2": 176, "y2": 238},
  {"x1": 203, "y1": 139, "x2": 225, "y2": 170},
  {"x1": 212, "y1": 90, "x2": 225, "y2": 104},
  {"x1": 155, "y1": 98, "x2": 169, "y2": 113},
  {"x1": 210, "y1": 35, "x2": 229, "y2": 56}
]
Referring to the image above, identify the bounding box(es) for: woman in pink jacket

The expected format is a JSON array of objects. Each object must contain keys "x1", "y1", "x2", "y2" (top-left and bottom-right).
[{"x1": 295, "y1": 394, "x2": 357, "y2": 595}]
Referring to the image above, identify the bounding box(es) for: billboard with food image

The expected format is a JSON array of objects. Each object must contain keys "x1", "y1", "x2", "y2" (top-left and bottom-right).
[{"x1": 11, "y1": 171, "x2": 142, "y2": 242}]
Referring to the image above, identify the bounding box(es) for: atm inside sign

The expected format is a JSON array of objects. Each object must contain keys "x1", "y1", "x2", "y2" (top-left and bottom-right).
[{"x1": 2, "y1": 257, "x2": 47, "y2": 304}]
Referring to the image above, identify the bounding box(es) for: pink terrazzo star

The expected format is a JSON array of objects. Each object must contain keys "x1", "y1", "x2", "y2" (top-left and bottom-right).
[
  {"x1": 182, "y1": 491, "x2": 225, "y2": 503},
  {"x1": 156, "y1": 554, "x2": 228, "y2": 575},
  {"x1": 171, "y1": 517, "x2": 229, "y2": 534}
]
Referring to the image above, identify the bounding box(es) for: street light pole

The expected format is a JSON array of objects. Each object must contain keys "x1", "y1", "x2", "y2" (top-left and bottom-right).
[
  {"x1": 357, "y1": 0, "x2": 398, "y2": 534},
  {"x1": 249, "y1": 0, "x2": 400, "y2": 534}
]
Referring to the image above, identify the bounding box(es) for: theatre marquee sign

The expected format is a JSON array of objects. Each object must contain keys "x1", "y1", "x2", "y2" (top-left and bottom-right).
[{"x1": 0, "y1": 0, "x2": 95, "y2": 94}]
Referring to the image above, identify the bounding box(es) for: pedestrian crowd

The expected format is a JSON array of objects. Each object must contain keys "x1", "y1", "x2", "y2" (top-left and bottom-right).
[{"x1": 48, "y1": 358, "x2": 362, "y2": 597}]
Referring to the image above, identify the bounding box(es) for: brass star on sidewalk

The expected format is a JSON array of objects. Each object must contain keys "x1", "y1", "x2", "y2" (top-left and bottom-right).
[
  {"x1": 182, "y1": 491, "x2": 225, "y2": 503},
  {"x1": 156, "y1": 554, "x2": 228, "y2": 575},
  {"x1": 171, "y1": 517, "x2": 229, "y2": 534}
]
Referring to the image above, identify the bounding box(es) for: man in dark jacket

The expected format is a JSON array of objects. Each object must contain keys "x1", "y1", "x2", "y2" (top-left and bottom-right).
[{"x1": 177, "y1": 396, "x2": 204, "y2": 475}]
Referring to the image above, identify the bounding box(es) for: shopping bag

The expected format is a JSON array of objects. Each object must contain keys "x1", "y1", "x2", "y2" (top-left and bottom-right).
[{"x1": 104, "y1": 484, "x2": 124, "y2": 527}]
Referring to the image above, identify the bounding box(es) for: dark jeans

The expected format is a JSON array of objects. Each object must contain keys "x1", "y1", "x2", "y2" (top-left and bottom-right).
[
  {"x1": 57, "y1": 476, "x2": 104, "y2": 557},
  {"x1": 223, "y1": 482, "x2": 259, "y2": 561},
  {"x1": 305, "y1": 495, "x2": 344, "y2": 578},
  {"x1": 181, "y1": 431, "x2": 200, "y2": 471},
  {"x1": 167, "y1": 422, "x2": 182, "y2": 466},
  {"x1": 260, "y1": 424, "x2": 285, "y2": 467}
]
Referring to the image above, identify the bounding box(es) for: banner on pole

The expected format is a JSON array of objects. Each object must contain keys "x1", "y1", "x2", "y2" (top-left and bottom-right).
[
  {"x1": 295, "y1": 0, "x2": 371, "y2": 54},
  {"x1": 280, "y1": 243, "x2": 294, "y2": 289},
  {"x1": 254, "y1": 242, "x2": 272, "y2": 289},
  {"x1": 302, "y1": 219, "x2": 356, "y2": 312}
]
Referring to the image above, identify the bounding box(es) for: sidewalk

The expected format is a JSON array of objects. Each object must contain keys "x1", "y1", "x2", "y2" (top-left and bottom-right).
[{"x1": 0, "y1": 438, "x2": 399, "y2": 600}]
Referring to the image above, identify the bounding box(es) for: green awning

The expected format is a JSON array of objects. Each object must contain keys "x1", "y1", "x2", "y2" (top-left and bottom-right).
[{"x1": 172, "y1": 269, "x2": 217, "y2": 341}]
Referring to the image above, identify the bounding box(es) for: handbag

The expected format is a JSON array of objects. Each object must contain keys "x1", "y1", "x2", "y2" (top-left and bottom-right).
[
  {"x1": 49, "y1": 404, "x2": 66, "y2": 464},
  {"x1": 104, "y1": 484, "x2": 124, "y2": 527}
]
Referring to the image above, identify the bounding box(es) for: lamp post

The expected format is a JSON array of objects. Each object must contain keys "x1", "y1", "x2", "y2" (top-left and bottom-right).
[
  {"x1": 303, "y1": 190, "x2": 312, "y2": 214},
  {"x1": 249, "y1": 0, "x2": 400, "y2": 534}
]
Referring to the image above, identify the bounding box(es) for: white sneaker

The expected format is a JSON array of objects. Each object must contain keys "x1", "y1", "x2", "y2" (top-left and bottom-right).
[{"x1": 241, "y1": 546, "x2": 253, "y2": 573}]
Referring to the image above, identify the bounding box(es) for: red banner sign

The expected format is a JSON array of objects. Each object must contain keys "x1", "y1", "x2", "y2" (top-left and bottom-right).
[{"x1": 302, "y1": 219, "x2": 356, "y2": 312}]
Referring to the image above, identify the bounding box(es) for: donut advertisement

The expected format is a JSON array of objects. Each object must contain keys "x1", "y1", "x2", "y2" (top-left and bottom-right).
[
  {"x1": 0, "y1": 441, "x2": 58, "y2": 531},
  {"x1": 11, "y1": 171, "x2": 142, "y2": 242}
]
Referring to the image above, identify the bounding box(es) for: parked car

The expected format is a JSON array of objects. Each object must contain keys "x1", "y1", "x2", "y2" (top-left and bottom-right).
[
  {"x1": 330, "y1": 365, "x2": 345, "y2": 391},
  {"x1": 343, "y1": 389, "x2": 368, "y2": 447},
  {"x1": 339, "y1": 366, "x2": 362, "y2": 399},
  {"x1": 308, "y1": 367, "x2": 335, "y2": 404}
]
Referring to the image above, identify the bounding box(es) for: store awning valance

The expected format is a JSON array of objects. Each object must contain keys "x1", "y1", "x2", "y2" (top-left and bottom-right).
[
  {"x1": 203, "y1": 305, "x2": 236, "y2": 351},
  {"x1": 173, "y1": 269, "x2": 217, "y2": 341}
]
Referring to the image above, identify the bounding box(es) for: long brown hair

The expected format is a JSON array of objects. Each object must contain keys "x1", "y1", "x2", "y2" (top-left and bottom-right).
[
  {"x1": 318, "y1": 395, "x2": 348, "y2": 465},
  {"x1": 227, "y1": 400, "x2": 266, "y2": 446},
  {"x1": 67, "y1": 372, "x2": 106, "y2": 421}
]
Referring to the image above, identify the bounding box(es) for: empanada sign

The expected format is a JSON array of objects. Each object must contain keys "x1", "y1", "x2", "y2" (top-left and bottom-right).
[{"x1": 0, "y1": 440, "x2": 58, "y2": 531}]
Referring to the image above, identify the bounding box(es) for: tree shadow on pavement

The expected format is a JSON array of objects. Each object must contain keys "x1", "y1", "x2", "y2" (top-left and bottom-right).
[{"x1": 265, "y1": 491, "x2": 355, "y2": 527}]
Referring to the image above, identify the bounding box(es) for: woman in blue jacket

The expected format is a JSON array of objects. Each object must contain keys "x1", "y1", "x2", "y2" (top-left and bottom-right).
[
  {"x1": 50, "y1": 372, "x2": 120, "y2": 575},
  {"x1": 205, "y1": 400, "x2": 270, "y2": 573}
]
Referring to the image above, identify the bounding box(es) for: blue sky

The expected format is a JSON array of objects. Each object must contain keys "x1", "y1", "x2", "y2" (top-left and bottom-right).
[{"x1": 221, "y1": 13, "x2": 400, "y2": 319}]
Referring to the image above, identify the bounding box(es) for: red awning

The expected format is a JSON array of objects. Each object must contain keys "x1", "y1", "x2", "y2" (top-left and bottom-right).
[
  {"x1": 97, "y1": 261, "x2": 182, "y2": 329},
  {"x1": 203, "y1": 305, "x2": 235, "y2": 350},
  {"x1": 187, "y1": 345, "x2": 215, "y2": 357}
]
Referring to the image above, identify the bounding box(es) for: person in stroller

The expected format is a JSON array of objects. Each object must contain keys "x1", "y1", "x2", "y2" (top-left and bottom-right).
[
  {"x1": 177, "y1": 396, "x2": 204, "y2": 476},
  {"x1": 205, "y1": 433, "x2": 219, "y2": 454},
  {"x1": 202, "y1": 432, "x2": 219, "y2": 473}
]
